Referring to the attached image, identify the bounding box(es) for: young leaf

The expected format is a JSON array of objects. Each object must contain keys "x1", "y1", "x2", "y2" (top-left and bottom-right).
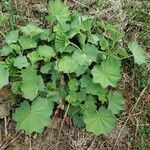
[
  {"x1": 38, "y1": 75, "x2": 45, "y2": 92},
  {"x1": 5, "y1": 30, "x2": 19, "y2": 45},
  {"x1": 19, "y1": 36, "x2": 37, "y2": 50},
  {"x1": 0, "y1": 46, "x2": 13, "y2": 56},
  {"x1": 20, "y1": 24, "x2": 44, "y2": 37},
  {"x1": 73, "y1": 115, "x2": 85, "y2": 128},
  {"x1": 98, "y1": 88, "x2": 108, "y2": 102},
  {"x1": 66, "y1": 91, "x2": 78, "y2": 105},
  {"x1": 117, "y1": 47, "x2": 128, "y2": 58},
  {"x1": 84, "y1": 107, "x2": 116, "y2": 135},
  {"x1": 91, "y1": 58, "x2": 121, "y2": 88},
  {"x1": 40, "y1": 29, "x2": 55, "y2": 42},
  {"x1": 47, "y1": 90, "x2": 60, "y2": 103},
  {"x1": 21, "y1": 67, "x2": 39, "y2": 100},
  {"x1": 27, "y1": 51, "x2": 42, "y2": 65},
  {"x1": 68, "y1": 78, "x2": 79, "y2": 91},
  {"x1": 81, "y1": 16, "x2": 93, "y2": 32},
  {"x1": 77, "y1": 33, "x2": 86, "y2": 46},
  {"x1": 55, "y1": 33, "x2": 69, "y2": 52},
  {"x1": 77, "y1": 89, "x2": 86, "y2": 103},
  {"x1": 64, "y1": 45, "x2": 78, "y2": 54},
  {"x1": 10, "y1": 44, "x2": 22, "y2": 54},
  {"x1": 67, "y1": 105, "x2": 81, "y2": 117},
  {"x1": 88, "y1": 34, "x2": 100, "y2": 45},
  {"x1": 14, "y1": 55, "x2": 29, "y2": 69},
  {"x1": 37, "y1": 45, "x2": 56, "y2": 60},
  {"x1": 99, "y1": 37, "x2": 110, "y2": 51},
  {"x1": 0, "y1": 65, "x2": 9, "y2": 89},
  {"x1": 53, "y1": 23, "x2": 70, "y2": 33},
  {"x1": 83, "y1": 95, "x2": 96, "y2": 111},
  {"x1": 48, "y1": 0, "x2": 71, "y2": 23},
  {"x1": 11, "y1": 81, "x2": 22, "y2": 95},
  {"x1": 13, "y1": 98, "x2": 53, "y2": 135},
  {"x1": 72, "y1": 51, "x2": 91, "y2": 66},
  {"x1": 108, "y1": 91, "x2": 124, "y2": 114},
  {"x1": 74, "y1": 65, "x2": 88, "y2": 77},
  {"x1": 40, "y1": 62, "x2": 52, "y2": 74},
  {"x1": 80, "y1": 74, "x2": 103, "y2": 95},
  {"x1": 57, "y1": 56, "x2": 78, "y2": 73},
  {"x1": 83, "y1": 43, "x2": 99, "y2": 62},
  {"x1": 128, "y1": 41, "x2": 147, "y2": 65}
]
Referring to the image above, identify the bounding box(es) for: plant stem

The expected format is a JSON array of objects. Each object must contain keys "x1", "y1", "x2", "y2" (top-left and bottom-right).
[
  {"x1": 57, "y1": 103, "x2": 70, "y2": 141},
  {"x1": 69, "y1": 42, "x2": 83, "y2": 52},
  {"x1": 0, "y1": 30, "x2": 6, "y2": 38}
]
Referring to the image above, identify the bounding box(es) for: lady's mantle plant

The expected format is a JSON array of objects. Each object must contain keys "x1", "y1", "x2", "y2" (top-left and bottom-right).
[{"x1": 0, "y1": 0, "x2": 147, "y2": 135}]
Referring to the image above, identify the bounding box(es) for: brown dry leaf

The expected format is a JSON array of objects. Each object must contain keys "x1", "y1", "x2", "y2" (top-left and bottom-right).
[
  {"x1": 0, "y1": 86, "x2": 12, "y2": 118},
  {"x1": 0, "y1": 103, "x2": 10, "y2": 119},
  {"x1": 50, "y1": 117, "x2": 62, "y2": 130}
]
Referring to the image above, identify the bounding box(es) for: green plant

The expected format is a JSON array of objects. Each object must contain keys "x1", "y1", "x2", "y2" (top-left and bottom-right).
[
  {"x1": 0, "y1": 0, "x2": 147, "y2": 136},
  {"x1": 138, "y1": 127, "x2": 150, "y2": 150}
]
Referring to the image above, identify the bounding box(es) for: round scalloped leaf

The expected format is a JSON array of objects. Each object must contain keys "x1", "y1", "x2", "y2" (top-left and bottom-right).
[
  {"x1": 48, "y1": 0, "x2": 71, "y2": 23},
  {"x1": 66, "y1": 91, "x2": 78, "y2": 105},
  {"x1": 14, "y1": 55, "x2": 30, "y2": 69},
  {"x1": 57, "y1": 56, "x2": 78, "y2": 73},
  {"x1": 73, "y1": 115, "x2": 85, "y2": 128},
  {"x1": 20, "y1": 24, "x2": 44, "y2": 37},
  {"x1": 91, "y1": 58, "x2": 121, "y2": 88},
  {"x1": 84, "y1": 107, "x2": 116, "y2": 135},
  {"x1": 21, "y1": 67, "x2": 39, "y2": 100},
  {"x1": 68, "y1": 78, "x2": 79, "y2": 91},
  {"x1": 19, "y1": 36, "x2": 37, "y2": 50},
  {"x1": 108, "y1": 91, "x2": 124, "y2": 114},
  {"x1": 0, "y1": 46, "x2": 13, "y2": 56},
  {"x1": 5, "y1": 30, "x2": 19, "y2": 45},
  {"x1": 27, "y1": 51, "x2": 42, "y2": 65},
  {"x1": 80, "y1": 74, "x2": 104, "y2": 96},
  {"x1": 72, "y1": 51, "x2": 91, "y2": 66},
  {"x1": 82, "y1": 43, "x2": 99, "y2": 62},
  {"x1": 37, "y1": 45, "x2": 56, "y2": 60},
  {"x1": 128, "y1": 41, "x2": 147, "y2": 65},
  {"x1": 13, "y1": 98, "x2": 53, "y2": 135}
]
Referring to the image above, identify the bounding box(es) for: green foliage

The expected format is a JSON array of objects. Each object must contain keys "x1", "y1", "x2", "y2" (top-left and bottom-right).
[
  {"x1": 0, "y1": 14, "x2": 8, "y2": 25},
  {"x1": 0, "y1": 65, "x2": 9, "y2": 89},
  {"x1": 128, "y1": 41, "x2": 147, "y2": 65},
  {"x1": 0, "y1": 46, "x2": 13, "y2": 56},
  {"x1": 47, "y1": 0, "x2": 71, "y2": 23},
  {"x1": 21, "y1": 67, "x2": 39, "y2": 101},
  {"x1": 84, "y1": 107, "x2": 116, "y2": 135},
  {"x1": 91, "y1": 58, "x2": 121, "y2": 88},
  {"x1": 37, "y1": 45, "x2": 56, "y2": 60},
  {"x1": 0, "y1": 0, "x2": 146, "y2": 136},
  {"x1": 13, "y1": 98, "x2": 53, "y2": 134},
  {"x1": 14, "y1": 55, "x2": 29, "y2": 69},
  {"x1": 56, "y1": 56, "x2": 78, "y2": 73},
  {"x1": 20, "y1": 24, "x2": 44, "y2": 37},
  {"x1": 19, "y1": 36, "x2": 37, "y2": 50},
  {"x1": 5, "y1": 30, "x2": 19, "y2": 45},
  {"x1": 108, "y1": 91, "x2": 124, "y2": 114}
]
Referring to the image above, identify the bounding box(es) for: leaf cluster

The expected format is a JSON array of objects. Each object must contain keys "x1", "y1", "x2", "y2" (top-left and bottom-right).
[{"x1": 0, "y1": 0, "x2": 147, "y2": 135}]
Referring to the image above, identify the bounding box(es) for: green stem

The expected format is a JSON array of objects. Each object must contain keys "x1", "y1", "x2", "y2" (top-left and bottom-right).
[
  {"x1": 2, "y1": 0, "x2": 15, "y2": 30},
  {"x1": 0, "y1": 30, "x2": 6, "y2": 38},
  {"x1": 69, "y1": 42, "x2": 83, "y2": 52}
]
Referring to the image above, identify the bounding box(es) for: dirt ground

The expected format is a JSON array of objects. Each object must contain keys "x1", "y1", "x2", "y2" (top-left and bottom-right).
[{"x1": 0, "y1": 0, "x2": 150, "y2": 150}]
